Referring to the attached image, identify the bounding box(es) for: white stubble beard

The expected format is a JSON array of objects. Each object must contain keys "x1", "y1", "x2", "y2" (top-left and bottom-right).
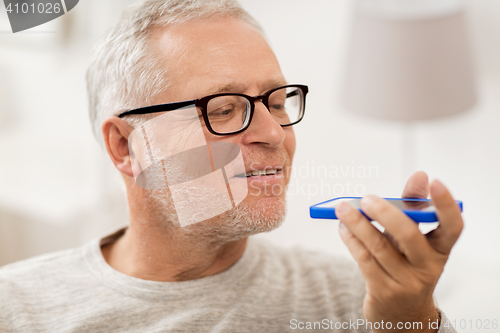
[{"x1": 144, "y1": 186, "x2": 287, "y2": 245}]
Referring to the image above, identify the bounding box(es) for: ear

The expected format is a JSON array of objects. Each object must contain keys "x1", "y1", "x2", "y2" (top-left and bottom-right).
[{"x1": 102, "y1": 117, "x2": 135, "y2": 178}]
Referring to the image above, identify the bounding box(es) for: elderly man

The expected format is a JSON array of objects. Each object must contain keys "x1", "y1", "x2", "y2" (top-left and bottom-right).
[{"x1": 0, "y1": 0, "x2": 462, "y2": 332}]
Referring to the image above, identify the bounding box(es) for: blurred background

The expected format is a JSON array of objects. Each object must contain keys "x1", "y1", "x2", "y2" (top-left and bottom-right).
[{"x1": 0, "y1": 0, "x2": 498, "y2": 331}]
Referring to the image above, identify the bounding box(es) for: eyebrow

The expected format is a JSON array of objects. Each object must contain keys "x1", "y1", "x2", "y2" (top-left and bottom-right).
[
  {"x1": 207, "y1": 83, "x2": 247, "y2": 95},
  {"x1": 206, "y1": 79, "x2": 288, "y2": 96}
]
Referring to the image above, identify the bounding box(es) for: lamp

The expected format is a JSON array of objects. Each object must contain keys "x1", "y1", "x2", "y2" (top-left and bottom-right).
[{"x1": 341, "y1": 0, "x2": 477, "y2": 176}]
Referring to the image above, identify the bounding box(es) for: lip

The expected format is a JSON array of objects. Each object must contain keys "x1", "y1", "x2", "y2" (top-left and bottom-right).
[
  {"x1": 244, "y1": 166, "x2": 284, "y2": 185},
  {"x1": 245, "y1": 172, "x2": 284, "y2": 186},
  {"x1": 228, "y1": 163, "x2": 287, "y2": 191},
  {"x1": 232, "y1": 165, "x2": 284, "y2": 178},
  {"x1": 245, "y1": 167, "x2": 281, "y2": 177},
  {"x1": 244, "y1": 164, "x2": 284, "y2": 172}
]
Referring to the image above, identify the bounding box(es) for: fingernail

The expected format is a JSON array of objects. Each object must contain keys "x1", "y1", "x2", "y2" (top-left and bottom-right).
[
  {"x1": 339, "y1": 222, "x2": 346, "y2": 230},
  {"x1": 336, "y1": 202, "x2": 351, "y2": 215},
  {"x1": 361, "y1": 195, "x2": 374, "y2": 209},
  {"x1": 432, "y1": 180, "x2": 446, "y2": 196}
]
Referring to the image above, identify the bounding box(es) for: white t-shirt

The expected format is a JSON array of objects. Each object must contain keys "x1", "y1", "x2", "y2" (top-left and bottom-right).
[{"x1": 0, "y1": 228, "x2": 456, "y2": 332}]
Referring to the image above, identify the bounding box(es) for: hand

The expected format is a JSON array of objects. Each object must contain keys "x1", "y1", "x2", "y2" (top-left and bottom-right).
[{"x1": 336, "y1": 171, "x2": 463, "y2": 332}]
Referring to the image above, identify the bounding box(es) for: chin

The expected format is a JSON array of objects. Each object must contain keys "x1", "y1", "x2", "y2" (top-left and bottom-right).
[
  {"x1": 235, "y1": 195, "x2": 287, "y2": 231},
  {"x1": 178, "y1": 195, "x2": 287, "y2": 243}
]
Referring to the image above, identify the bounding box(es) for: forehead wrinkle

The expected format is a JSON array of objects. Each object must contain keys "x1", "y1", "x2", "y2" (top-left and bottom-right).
[{"x1": 175, "y1": 48, "x2": 190, "y2": 65}]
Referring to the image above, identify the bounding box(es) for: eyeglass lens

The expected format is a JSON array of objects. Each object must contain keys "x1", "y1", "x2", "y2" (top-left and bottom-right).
[{"x1": 205, "y1": 86, "x2": 304, "y2": 134}]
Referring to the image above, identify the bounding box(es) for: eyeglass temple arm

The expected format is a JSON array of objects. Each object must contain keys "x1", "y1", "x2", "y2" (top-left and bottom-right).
[{"x1": 117, "y1": 99, "x2": 196, "y2": 118}]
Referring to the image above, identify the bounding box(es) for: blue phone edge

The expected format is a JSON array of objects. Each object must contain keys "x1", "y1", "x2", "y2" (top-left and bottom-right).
[{"x1": 309, "y1": 197, "x2": 463, "y2": 223}]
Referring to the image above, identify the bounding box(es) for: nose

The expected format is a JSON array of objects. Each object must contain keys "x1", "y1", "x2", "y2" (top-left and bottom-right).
[{"x1": 241, "y1": 100, "x2": 285, "y2": 148}]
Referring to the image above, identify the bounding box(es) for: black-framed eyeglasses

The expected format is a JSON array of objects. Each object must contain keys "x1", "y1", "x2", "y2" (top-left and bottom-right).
[{"x1": 118, "y1": 84, "x2": 309, "y2": 136}]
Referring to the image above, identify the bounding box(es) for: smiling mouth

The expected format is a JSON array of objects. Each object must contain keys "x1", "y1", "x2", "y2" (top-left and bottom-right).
[{"x1": 234, "y1": 168, "x2": 282, "y2": 178}]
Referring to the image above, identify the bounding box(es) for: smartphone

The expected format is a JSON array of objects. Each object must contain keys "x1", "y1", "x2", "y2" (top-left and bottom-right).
[{"x1": 310, "y1": 197, "x2": 463, "y2": 223}]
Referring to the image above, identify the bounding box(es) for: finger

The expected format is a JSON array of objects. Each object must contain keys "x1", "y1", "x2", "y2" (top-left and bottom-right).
[
  {"x1": 360, "y1": 195, "x2": 434, "y2": 267},
  {"x1": 338, "y1": 221, "x2": 389, "y2": 288},
  {"x1": 427, "y1": 180, "x2": 464, "y2": 255},
  {"x1": 383, "y1": 230, "x2": 402, "y2": 252},
  {"x1": 336, "y1": 202, "x2": 409, "y2": 281},
  {"x1": 402, "y1": 171, "x2": 430, "y2": 199}
]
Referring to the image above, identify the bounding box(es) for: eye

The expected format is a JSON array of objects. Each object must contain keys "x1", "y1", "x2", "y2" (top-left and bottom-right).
[
  {"x1": 209, "y1": 106, "x2": 234, "y2": 117},
  {"x1": 269, "y1": 99, "x2": 286, "y2": 113},
  {"x1": 270, "y1": 103, "x2": 285, "y2": 111},
  {"x1": 268, "y1": 92, "x2": 287, "y2": 112},
  {"x1": 219, "y1": 108, "x2": 233, "y2": 115}
]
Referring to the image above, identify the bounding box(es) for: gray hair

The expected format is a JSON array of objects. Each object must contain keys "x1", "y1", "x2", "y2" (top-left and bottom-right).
[{"x1": 86, "y1": 0, "x2": 264, "y2": 146}]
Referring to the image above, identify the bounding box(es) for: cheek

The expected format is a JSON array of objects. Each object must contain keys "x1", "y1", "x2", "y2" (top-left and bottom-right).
[
  {"x1": 284, "y1": 128, "x2": 296, "y2": 162},
  {"x1": 203, "y1": 130, "x2": 241, "y2": 146}
]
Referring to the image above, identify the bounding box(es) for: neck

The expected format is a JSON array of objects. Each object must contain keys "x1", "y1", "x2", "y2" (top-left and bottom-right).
[
  {"x1": 102, "y1": 179, "x2": 250, "y2": 282},
  {"x1": 102, "y1": 217, "x2": 248, "y2": 282}
]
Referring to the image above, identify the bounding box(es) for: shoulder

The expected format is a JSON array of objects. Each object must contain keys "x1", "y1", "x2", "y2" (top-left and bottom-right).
[
  {"x1": 0, "y1": 242, "x2": 93, "y2": 291},
  {"x1": 0, "y1": 242, "x2": 100, "y2": 331},
  {"x1": 0, "y1": 244, "x2": 87, "y2": 272}
]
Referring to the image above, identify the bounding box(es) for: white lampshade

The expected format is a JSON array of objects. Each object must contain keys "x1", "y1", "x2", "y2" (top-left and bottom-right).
[{"x1": 342, "y1": 0, "x2": 477, "y2": 121}]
